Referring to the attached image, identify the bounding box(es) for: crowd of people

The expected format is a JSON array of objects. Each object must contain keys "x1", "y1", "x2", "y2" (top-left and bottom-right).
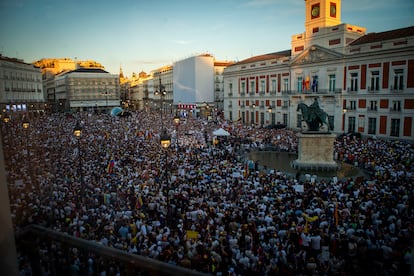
[{"x1": 2, "y1": 110, "x2": 413, "y2": 275}]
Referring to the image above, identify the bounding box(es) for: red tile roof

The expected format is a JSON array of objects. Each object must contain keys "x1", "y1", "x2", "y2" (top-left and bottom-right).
[
  {"x1": 350, "y1": 26, "x2": 414, "y2": 46},
  {"x1": 231, "y1": 50, "x2": 291, "y2": 66}
]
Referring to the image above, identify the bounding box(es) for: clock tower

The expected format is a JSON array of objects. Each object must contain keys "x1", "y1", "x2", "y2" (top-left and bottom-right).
[{"x1": 305, "y1": 0, "x2": 341, "y2": 36}]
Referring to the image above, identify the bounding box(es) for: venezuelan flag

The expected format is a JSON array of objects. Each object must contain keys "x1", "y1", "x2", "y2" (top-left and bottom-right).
[{"x1": 107, "y1": 158, "x2": 115, "y2": 174}]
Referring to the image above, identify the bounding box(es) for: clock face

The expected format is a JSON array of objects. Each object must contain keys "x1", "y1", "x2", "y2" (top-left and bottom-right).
[{"x1": 311, "y1": 5, "x2": 320, "y2": 18}]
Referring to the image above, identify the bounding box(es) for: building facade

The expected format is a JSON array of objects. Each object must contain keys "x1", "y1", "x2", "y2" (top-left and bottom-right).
[
  {"x1": 33, "y1": 58, "x2": 107, "y2": 113},
  {"x1": 54, "y1": 68, "x2": 120, "y2": 113},
  {"x1": 0, "y1": 55, "x2": 45, "y2": 117},
  {"x1": 223, "y1": 0, "x2": 414, "y2": 142}
]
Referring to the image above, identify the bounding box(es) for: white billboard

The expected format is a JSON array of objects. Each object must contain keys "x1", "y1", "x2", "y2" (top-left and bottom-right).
[{"x1": 173, "y1": 55, "x2": 214, "y2": 105}]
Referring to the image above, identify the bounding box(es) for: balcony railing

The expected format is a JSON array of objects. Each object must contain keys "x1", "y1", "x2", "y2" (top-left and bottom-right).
[
  {"x1": 16, "y1": 224, "x2": 206, "y2": 276},
  {"x1": 390, "y1": 85, "x2": 404, "y2": 92}
]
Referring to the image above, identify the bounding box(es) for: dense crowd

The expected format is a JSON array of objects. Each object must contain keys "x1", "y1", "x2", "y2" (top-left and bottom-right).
[{"x1": 2, "y1": 110, "x2": 413, "y2": 275}]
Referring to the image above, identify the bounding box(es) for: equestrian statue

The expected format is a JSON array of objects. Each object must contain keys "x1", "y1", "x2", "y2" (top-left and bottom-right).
[{"x1": 297, "y1": 98, "x2": 330, "y2": 131}]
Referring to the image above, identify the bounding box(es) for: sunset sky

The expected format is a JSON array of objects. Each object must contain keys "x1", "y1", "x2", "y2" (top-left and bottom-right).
[{"x1": 1, "y1": 0, "x2": 413, "y2": 77}]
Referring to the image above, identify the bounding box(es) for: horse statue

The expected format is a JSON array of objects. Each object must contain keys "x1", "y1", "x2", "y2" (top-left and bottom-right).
[{"x1": 297, "y1": 99, "x2": 330, "y2": 131}]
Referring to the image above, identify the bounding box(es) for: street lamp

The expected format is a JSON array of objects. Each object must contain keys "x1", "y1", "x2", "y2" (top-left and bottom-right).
[
  {"x1": 160, "y1": 129, "x2": 171, "y2": 149},
  {"x1": 22, "y1": 118, "x2": 30, "y2": 184},
  {"x1": 3, "y1": 114, "x2": 10, "y2": 124},
  {"x1": 73, "y1": 122, "x2": 84, "y2": 188},
  {"x1": 173, "y1": 114, "x2": 180, "y2": 149},
  {"x1": 159, "y1": 127, "x2": 172, "y2": 225},
  {"x1": 155, "y1": 76, "x2": 167, "y2": 116},
  {"x1": 267, "y1": 106, "x2": 272, "y2": 126}
]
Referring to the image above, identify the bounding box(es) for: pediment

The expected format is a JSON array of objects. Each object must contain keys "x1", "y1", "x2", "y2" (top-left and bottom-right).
[{"x1": 291, "y1": 45, "x2": 344, "y2": 65}]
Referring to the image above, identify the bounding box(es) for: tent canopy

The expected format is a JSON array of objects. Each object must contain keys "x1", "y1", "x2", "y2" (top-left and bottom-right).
[{"x1": 213, "y1": 128, "x2": 230, "y2": 136}]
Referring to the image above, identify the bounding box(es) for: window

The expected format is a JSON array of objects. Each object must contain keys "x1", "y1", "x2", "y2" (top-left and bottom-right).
[
  {"x1": 368, "y1": 118, "x2": 376, "y2": 134},
  {"x1": 241, "y1": 82, "x2": 246, "y2": 94},
  {"x1": 297, "y1": 114, "x2": 302, "y2": 128},
  {"x1": 229, "y1": 111, "x2": 233, "y2": 121},
  {"x1": 311, "y1": 76, "x2": 318, "y2": 92},
  {"x1": 349, "y1": 100, "x2": 356, "y2": 110},
  {"x1": 229, "y1": 83, "x2": 233, "y2": 95},
  {"x1": 348, "y1": 116, "x2": 356, "y2": 132},
  {"x1": 283, "y1": 114, "x2": 288, "y2": 125},
  {"x1": 297, "y1": 77, "x2": 303, "y2": 93},
  {"x1": 350, "y1": 73, "x2": 358, "y2": 92},
  {"x1": 390, "y1": 119, "x2": 400, "y2": 137},
  {"x1": 271, "y1": 79, "x2": 277, "y2": 93},
  {"x1": 250, "y1": 80, "x2": 255, "y2": 93},
  {"x1": 260, "y1": 79, "x2": 266, "y2": 93},
  {"x1": 369, "y1": 101, "x2": 377, "y2": 111},
  {"x1": 251, "y1": 111, "x2": 255, "y2": 124},
  {"x1": 329, "y1": 74, "x2": 336, "y2": 92},
  {"x1": 370, "y1": 71, "x2": 380, "y2": 91},
  {"x1": 283, "y1": 78, "x2": 289, "y2": 92},
  {"x1": 393, "y1": 69, "x2": 404, "y2": 90},
  {"x1": 391, "y1": 101, "x2": 401, "y2": 111}
]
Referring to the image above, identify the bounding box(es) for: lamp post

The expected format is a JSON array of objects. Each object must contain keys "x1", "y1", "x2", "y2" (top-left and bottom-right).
[
  {"x1": 160, "y1": 128, "x2": 172, "y2": 225},
  {"x1": 155, "y1": 76, "x2": 167, "y2": 126},
  {"x1": 342, "y1": 108, "x2": 347, "y2": 133},
  {"x1": 73, "y1": 122, "x2": 84, "y2": 190},
  {"x1": 22, "y1": 118, "x2": 30, "y2": 158},
  {"x1": 251, "y1": 103, "x2": 256, "y2": 126},
  {"x1": 22, "y1": 118, "x2": 30, "y2": 188},
  {"x1": 173, "y1": 114, "x2": 180, "y2": 150},
  {"x1": 267, "y1": 106, "x2": 272, "y2": 126}
]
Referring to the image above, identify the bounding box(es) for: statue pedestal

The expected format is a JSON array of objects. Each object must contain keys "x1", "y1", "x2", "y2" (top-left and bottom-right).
[{"x1": 292, "y1": 132, "x2": 338, "y2": 171}]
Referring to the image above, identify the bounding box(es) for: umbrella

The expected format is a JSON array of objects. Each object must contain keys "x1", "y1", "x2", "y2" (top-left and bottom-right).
[{"x1": 110, "y1": 107, "x2": 123, "y2": 116}]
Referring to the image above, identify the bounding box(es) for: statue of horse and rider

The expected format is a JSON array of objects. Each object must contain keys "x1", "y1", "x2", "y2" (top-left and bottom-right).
[{"x1": 297, "y1": 98, "x2": 330, "y2": 131}]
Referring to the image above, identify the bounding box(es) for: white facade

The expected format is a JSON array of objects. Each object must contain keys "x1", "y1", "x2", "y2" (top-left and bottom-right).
[
  {"x1": 173, "y1": 54, "x2": 214, "y2": 106},
  {"x1": 0, "y1": 55, "x2": 44, "y2": 114},
  {"x1": 223, "y1": 0, "x2": 414, "y2": 142},
  {"x1": 54, "y1": 68, "x2": 120, "y2": 112}
]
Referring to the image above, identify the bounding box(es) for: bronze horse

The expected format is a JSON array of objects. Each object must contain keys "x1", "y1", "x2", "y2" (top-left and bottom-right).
[{"x1": 297, "y1": 102, "x2": 329, "y2": 131}]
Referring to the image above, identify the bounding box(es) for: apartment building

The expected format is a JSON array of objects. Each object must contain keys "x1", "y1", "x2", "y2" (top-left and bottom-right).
[
  {"x1": 54, "y1": 68, "x2": 120, "y2": 112},
  {"x1": 223, "y1": 0, "x2": 414, "y2": 141},
  {"x1": 0, "y1": 55, "x2": 44, "y2": 117}
]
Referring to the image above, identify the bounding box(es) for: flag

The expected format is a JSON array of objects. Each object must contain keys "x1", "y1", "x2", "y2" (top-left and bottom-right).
[
  {"x1": 107, "y1": 158, "x2": 115, "y2": 174},
  {"x1": 135, "y1": 195, "x2": 143, "y2": 209},
  {"x1": 303, "y1": 213, "x2": 318, "y2": 233}
]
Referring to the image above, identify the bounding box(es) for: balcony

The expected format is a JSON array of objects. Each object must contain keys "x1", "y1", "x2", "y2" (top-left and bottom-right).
[
  {"x1": 367, "y1": 86, "x2": 380, "y2": 93},
  {"x1": 390, "y1": 85, "x2": 404, "y2": 92},
  {"x1": 347, "y1": 88, "x2": 358, "y2": 93},
  {"x1": 367, "y1": 107, "x2": 378, "y2": 112},
  {"x1": 390, "y1": 107, "x2": 402, "y2": 112},
  {"x1": 15, "y1": 225, "x2": 205, "y2": 276}
]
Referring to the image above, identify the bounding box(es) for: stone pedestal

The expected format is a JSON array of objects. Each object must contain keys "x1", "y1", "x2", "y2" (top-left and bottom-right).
[{"x1": 292, "y1": 132, "x2": 338, "y2": 171}]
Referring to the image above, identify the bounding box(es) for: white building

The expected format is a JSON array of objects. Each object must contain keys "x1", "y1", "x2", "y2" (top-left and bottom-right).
[
  {"x1": 223, "y1": 0, "x2": 414, "y2": 141},
  {"x1": 54, "y1": 68, "x2": 120, "y2": 112},
  {"x1": 0, "y1": 55, "x2": 44, "y2": 116}
]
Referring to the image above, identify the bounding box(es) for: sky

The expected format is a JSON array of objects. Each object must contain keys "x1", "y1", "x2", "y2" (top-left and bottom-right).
[{"x1": 1, "y1": 0, "x2": 413, "y2": 77}]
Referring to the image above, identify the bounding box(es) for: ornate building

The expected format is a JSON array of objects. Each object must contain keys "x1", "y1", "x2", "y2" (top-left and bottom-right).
[{"x1": 223, "y1": 0, "x2": 414, "y2": 142}]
